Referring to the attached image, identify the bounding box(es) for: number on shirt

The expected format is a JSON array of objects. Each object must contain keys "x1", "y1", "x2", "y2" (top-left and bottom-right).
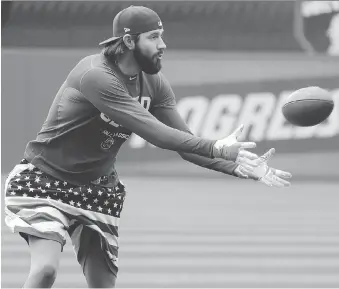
[{"x1": 140, "y1": 96, "x2": 151, "y2": 111}]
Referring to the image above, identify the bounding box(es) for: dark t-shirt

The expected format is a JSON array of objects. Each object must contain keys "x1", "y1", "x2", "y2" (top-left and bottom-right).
[{"x1": 24, "y1": 54, "x2": 215, "y2": 185}]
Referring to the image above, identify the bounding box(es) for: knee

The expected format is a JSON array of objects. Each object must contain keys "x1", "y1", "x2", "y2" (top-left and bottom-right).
[
  {"x1": 40, "y1": 264, "x2": 58, "y2": 281},
  {"x1": 30, "y1": 263, "x2": 58, "y2": 284}
]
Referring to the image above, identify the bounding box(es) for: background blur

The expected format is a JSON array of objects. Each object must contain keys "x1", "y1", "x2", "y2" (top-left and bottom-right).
[{"x1": 1, "y1": 1, "x2": 339, "y2": 288}]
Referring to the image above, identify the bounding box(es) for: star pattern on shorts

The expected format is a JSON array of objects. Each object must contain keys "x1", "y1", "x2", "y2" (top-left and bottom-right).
[{"x1": 6, "y1": 165, "x2": 126, "y2": 217}]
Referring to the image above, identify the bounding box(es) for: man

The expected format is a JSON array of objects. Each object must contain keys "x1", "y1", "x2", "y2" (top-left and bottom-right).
[{"x1": 4, "y1": 5, "x2": 291, "y2": 288}]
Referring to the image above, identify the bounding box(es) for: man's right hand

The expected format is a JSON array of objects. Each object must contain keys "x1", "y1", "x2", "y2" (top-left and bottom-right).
[
  {"x1": 212, "y1": 124, "x2": 260, "y2": 171},
  {"x1": 235, "y1": 148, "x2": 292, "y2": 188}
]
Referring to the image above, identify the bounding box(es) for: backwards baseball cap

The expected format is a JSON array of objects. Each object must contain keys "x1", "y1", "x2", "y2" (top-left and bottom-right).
[{"x1": 99, "y1": 6, "x2": 163, "y2": 46}]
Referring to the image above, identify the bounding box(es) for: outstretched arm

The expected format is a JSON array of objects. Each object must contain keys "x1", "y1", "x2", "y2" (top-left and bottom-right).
[
  {"x1": 80, "y1": 68, "x2": 215, "y2": 158},
  {"x1": 81, "y1": 69, "x2": 257, "y2": 165},
  {"x1": 150, "y1": 72, "x2": 262, "y2": 176},
  {"x1": 152, "y1": 105, "x2": 239, "y2": 176},
  {"x1": 153, "y1": 104, "x2": 292, "y2": 187}
]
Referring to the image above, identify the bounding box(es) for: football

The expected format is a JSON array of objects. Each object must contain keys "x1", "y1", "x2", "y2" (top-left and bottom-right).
[{"x1": 282, "y1": 86, "x2": 334, "y2": 127}]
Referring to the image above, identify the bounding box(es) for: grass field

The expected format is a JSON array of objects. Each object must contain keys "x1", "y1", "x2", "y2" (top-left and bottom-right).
[{"x1": 2, "y1": 175, "x2": 339, "y2": 288}]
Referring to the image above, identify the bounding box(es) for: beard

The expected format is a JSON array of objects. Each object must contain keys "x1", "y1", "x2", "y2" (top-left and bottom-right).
[{"x1": 133, "y1": 44, "x2": 162, "y2": 75}]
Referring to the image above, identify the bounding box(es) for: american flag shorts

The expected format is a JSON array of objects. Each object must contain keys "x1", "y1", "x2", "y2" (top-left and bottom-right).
[{"x1": 4, "y1": 159, "x2": 126, "y2": 274}]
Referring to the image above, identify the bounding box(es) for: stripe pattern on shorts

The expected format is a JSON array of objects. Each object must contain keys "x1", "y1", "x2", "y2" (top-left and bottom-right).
[{"x1": 4, "y1": 160, "x2": 126, "y2": 268}]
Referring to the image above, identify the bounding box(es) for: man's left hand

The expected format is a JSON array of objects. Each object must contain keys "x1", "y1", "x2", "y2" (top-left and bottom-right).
[{"x1": 234, "y1": 149, "x2": 292, "y2": 188}]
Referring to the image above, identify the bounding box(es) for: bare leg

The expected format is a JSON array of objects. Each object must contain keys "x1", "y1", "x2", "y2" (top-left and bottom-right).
[
  {"x1": 23, "y1": 235, "x2": 62, "y2": 288},
  {"x1": 82, "y1": 232, "x2": 117, "y2": 288}
]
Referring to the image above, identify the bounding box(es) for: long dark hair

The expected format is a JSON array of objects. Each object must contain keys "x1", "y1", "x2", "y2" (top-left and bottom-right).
[{"x1": 102, "y1": 34, "x2": 140, "y2": 63}]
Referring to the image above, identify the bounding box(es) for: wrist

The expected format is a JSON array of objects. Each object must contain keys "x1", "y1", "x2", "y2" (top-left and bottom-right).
[
  {"x1": 212, "y1": 140, "x2": 239, "y2": 161},
  {"x1": 211, "y1": 140, "x2": 219, "y2": 158},
  {"x1": 232, "y1": 165, "x2": 241, "y2": 177},
  {"x1": 231, "y1": 165, "x2": 239, "y2": 176},
  {"x1": 233, "y1": 165, "x2": 250, "y2": 179}
]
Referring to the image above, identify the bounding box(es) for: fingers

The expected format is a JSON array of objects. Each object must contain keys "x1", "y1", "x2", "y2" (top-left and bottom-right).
[
  {"x1": 238, "y1": 142, "x2": 256, "y2": 149},
  {"x1": 236, "y1": 156, "x2": 260, "y2": 171},
  {"x1": 236, "y1": 159, "x2": 256, "y2": 172},
  {"x1": 237, "y1": 150, "x2": 262, "y2": 167},
  {"x1": 236, "y1": 150, "x2": 264, "y2": 172},
  {"x1": 231, "y1": 124, "x2": 244, "y2": 139},
  {"x1": 271, "y1": 168, "x2": 292, "y2": 179},
  {"x1": 273, "y1": 176, "x2": 291, "y2": 187},
  {"x1": 261, "y1": 176, "x2": 283, "y2": 188},
  {"x1": 262, "y1": 172, "x2": 291, "y2": 188},
  {"x1": 238, "y1": 150, "x2": 259, "y2": 160},
  {"x1": 260, "y1": 177, "x2": 273, "y2": 187},
  {"x1": 259, "y1": 148, "x2": 275, "y2": 163}
]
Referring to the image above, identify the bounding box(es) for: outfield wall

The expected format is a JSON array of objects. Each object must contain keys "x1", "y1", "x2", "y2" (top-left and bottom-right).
[
  {"x1": 2, "y1": 49, "x2": 339, "y2": 172},
  {"x1": 128, "y1": 77, "x2": 339, "y2": 151}
]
